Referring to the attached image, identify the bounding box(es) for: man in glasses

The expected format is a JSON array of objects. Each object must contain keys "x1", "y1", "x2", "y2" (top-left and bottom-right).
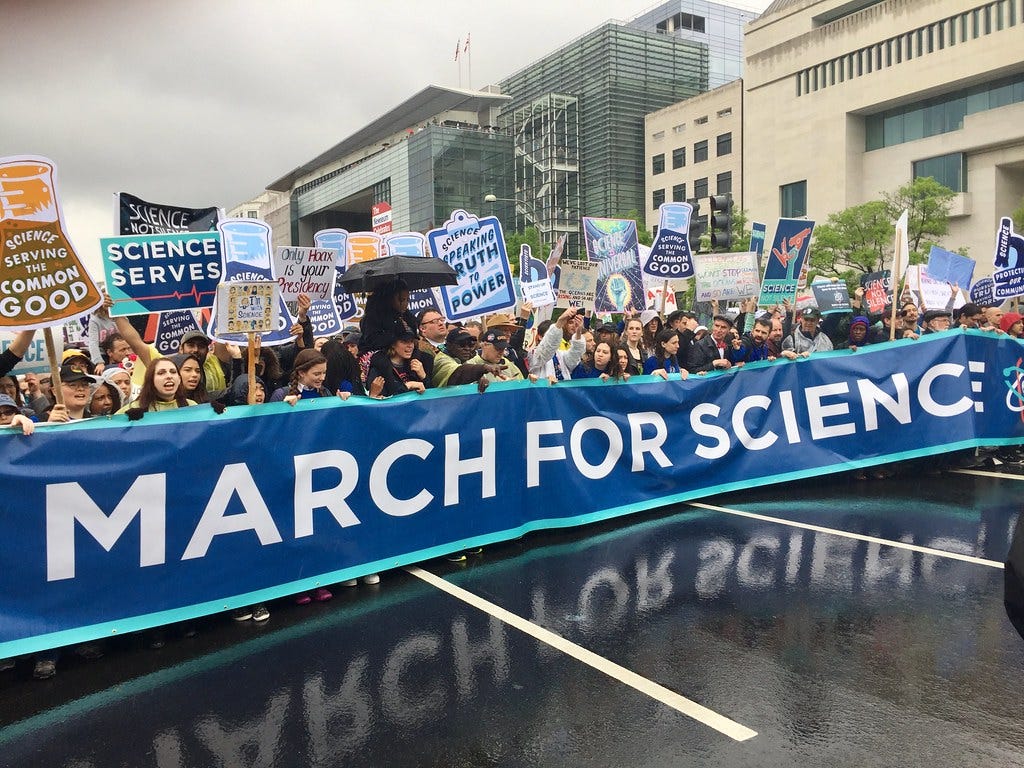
[{"x1": 417, "y1": 309, "x2": 448, "y2": 360}]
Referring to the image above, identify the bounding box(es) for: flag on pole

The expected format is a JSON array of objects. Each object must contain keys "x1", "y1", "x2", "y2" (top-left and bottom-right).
[
  {"x1": 464, "y1": 34, "x2": 470, "y2": 54},
  {"x1": 454, "y1": 38, "x2": 461, "y2": 61}
]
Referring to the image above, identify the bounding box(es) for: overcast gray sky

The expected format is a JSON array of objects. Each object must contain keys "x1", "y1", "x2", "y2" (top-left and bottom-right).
[{"x1": 3, "y1": 0, "x2": 770, "y2": 275}]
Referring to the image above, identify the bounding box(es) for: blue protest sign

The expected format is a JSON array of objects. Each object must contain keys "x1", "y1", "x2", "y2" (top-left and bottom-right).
[
  {"x1": 154, "y1": 310, "x2": 203, "y2": 356},
  {"x1": 926, "y1": 245, "x2": 975, "y2": 289},
  {"x1": 811, "y1": 282, "x2": 852, "y2": 314},
  {"x1": 208, "y1": 219, "x2": 293, "y2": 346},
  {"x1": 429, "y1": 210, "x2": 515, "y2": 321},
  {"x1": 992, "y1": 217, "x2": 1024, "y2": 301},
  {"x1": 313, "y1": 229, "x2": 358, "y2": 332},
  {"x1": 970, "y1": 276, "x2": 997, "y2": 307},
  {"x1": 644, "y1": 203, "x2": 695, "y2": 279},
  {"x1": 758, "y1": 218, "x2": 815, "y2": 306},
  {"x1": 583, "y1": 217, "x2": 643, "y2": 313},
  {"x1": 2, "y1": 331, "x2": 1023, "y2": 657},
  {"x1": 101, "y1": 232, "x2": 222, "y2": 316},
  {"x1": 750, "y1": 222, "x2": 767, "y2": 259}
]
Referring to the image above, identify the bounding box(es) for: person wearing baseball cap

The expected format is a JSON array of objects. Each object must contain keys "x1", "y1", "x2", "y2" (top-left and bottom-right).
[
  {"x1": 432, "y1": 328, "x2": 478, "y2": 387},
  {"x1": 61, "y1": 348, "x2": 94, "y2": 372},
  {"x1": 781, "y1": 306, "x2": 833, "y2": 359},
  {"x1": 486, "y1": 305, "x2": 532, "y2": 377},
  {"x1": 0, "y1": 393, "x2": 34, "y2": 435},
  {"x1": 467, "y1": 329, "x2": 524, "y2": 382},
  {"x1": 47, "y1": 364, "x2": 100, "y2": 422}
]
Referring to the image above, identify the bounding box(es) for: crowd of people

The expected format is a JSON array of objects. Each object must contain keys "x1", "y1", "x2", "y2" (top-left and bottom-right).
[{"x1": 2, "y1": 277, "x2": 1022, "y2": 679}]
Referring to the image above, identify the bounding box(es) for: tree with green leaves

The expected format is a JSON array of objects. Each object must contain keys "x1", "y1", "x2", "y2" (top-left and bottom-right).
[
  {"x1": 809, "y1": 177, "x2": 957, "y2": 287},
  {"x1": 1012, "y1": 196, "x2": 1024, "y2": 233}
]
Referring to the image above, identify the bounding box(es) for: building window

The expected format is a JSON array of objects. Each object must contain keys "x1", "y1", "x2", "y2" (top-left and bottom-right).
[
  {"x1": 652, "y1": 153, "x2": 665, "y2": 175},
  {"x1": 695, "y1": 115, "x2": 709, "y2": 125},
  {"x1": 652, "y1": 188, "x2": 666, "y2": 209},
  {"x1": 673, "y1": 123, "x2": 686, "y2": 133},
  {"x1": 694, "y1": 140, "x2": 708, "y2": 163},
  {"x1": 672, "y1": 183, "x2": 687, "y2": 202},
  {"x1": 780, "y1": 181, "x2": 807, "y2": 217},
  {"x1": 672, "y1": 146, "x2": 686, "y2": 169},
  {"x1": 913, "y1": 153, "x2": 967, "y2": 192},
  {"x1": 247, "y1": 210, "x2": 259, "y2": 218},
  {"x1": 652, "y1": 130, "x2": 665, "y2": 140},
  {"x1": 716, "y1": 132, "x2": 732, "y2": 156},
  {"x1": 694, "y1": 177, "x2": 709, "y2": 199},
  {"x1": 717, "y1": 107, "x2": 733, "y2": 118},
  {"x1": 716, "y1": 172, "x2": 732, "y2": 195}
]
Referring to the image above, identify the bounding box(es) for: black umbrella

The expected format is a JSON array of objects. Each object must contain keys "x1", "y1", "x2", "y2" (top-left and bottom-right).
[{"x1": 338, "y1": 255, "x2": 458, "y2": 294}]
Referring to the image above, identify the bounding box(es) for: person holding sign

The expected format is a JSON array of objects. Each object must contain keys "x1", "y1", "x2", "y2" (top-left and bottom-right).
[
  {"x1": 46, "y1": 365, "x2": 100, "y2": 422},
  {"x1": 529, "y1": 307, "x2": 586, "y2": 382}
]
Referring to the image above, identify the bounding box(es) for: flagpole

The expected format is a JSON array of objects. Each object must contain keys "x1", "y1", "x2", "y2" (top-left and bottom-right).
[{"x1": 467, "y1": 33, "x2": 472, "y2": 90}]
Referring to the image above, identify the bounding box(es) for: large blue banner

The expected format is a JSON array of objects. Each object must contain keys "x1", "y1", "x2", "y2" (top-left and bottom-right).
[{"x1": 2, "y1": 331, "x2": 1023, "y2": 656}]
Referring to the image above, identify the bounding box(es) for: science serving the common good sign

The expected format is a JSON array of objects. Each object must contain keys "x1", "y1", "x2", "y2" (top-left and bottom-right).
[{"x1": 1, "y1": 331, "x2": 1022, "y2": 657}]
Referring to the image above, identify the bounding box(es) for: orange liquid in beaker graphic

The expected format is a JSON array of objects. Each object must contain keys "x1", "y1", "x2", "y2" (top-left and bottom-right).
[
  {"x1": 0, "y1": 158, "x2": 103, "y2": 327},
  {"x1": 0, "y1": 161, "x2": 58, "y2": 222}
]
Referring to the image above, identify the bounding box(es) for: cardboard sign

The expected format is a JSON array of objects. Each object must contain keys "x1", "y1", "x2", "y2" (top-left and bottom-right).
[
  {"x1": 860, "y1": 270, "x2": 892, "y2": 314},
  {"x1": 215, "y1": 281, "x2": 280, "y2": 335},
  {"x1": 926, "y1": 245, "x2": 975, "y2": 290},
  {"x1": 207, "y1": 219, "x2": 293, "y2": 345},
  {"x1": 0, "y1": 156, "x2": 104, "y2": 329},
  {"x1": 101, "y1": 232, "x2": 222, "y2": 316},
  {"x1": 758, "y1": 218, "x2": 815, "y2": 307},
  {"x1": 811, "y1": 281, "x2": 852, "y2": 314},
  {"x1": 644, "y1": 203, "x2": 694, "y2": 279},
  {"x1": 583, "y1": 217, "x2": 643, "y2": 313},
  {"x1": 556, "y1": 260, "x2": 600, "y2": 310},
  {"x1": 992, "y1": 217, "x2": 1024, "y2": 300},
  {"x1": 520, "y1": 244, "x2": 556, "y2": 308},
  {"x1": 906, "y1": 265, "x2": 965, "y2": 312},
  {"x1": 695, "y1": 251, "x2": 759, "y2": 302},
  {"x1": 154, "y1": 310, "x2": 204, "y2": 356},
  {"x1": 429, "y1": 210, "x2": 515, "y2": 321},
  {"x1": 273, "y1": 246, "x2": 339, "y2": 313}
]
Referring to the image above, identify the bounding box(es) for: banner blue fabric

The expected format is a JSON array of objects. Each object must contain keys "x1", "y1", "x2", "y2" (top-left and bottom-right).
[{"x1": 2, "y1": 331, "x2": 1023, "y2": 657}]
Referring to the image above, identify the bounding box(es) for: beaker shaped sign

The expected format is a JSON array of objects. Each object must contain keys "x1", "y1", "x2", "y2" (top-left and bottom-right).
[{"x1": 0, "y1": 156, "x2": 103, "y2": 329}]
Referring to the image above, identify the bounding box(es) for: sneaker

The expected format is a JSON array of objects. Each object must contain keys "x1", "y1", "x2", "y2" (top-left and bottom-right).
[
  {"x1": 0, "y1": 658, "x2": 15, "y2": 672},
  {"x1": 362, "y1": 574, "x2": 380, "y2": 585},
  {"x1": 446, "y1": 553, "x2": 467, "y2": 563},
  {"x1": 313, "y1": 587, "x2": 333, "y2": 602},
  {"x1": 251, "y1": 604, "x2": 270, "y2": 622},
  {"x1": 232, "y1": 607, "x2": 253, "y2": 621},
  {"x1": 33, "y1": 660, "x2": 56, "y2": 680},
  {"x1": 340, "y1": 579, "x2": 358, "y2": 587},
  {"x1": 294, "y1": 593, "x2": 312, "y2": 605},
  {"x1": 465, "y1": 547, "x2": 483, "y2": 555}
]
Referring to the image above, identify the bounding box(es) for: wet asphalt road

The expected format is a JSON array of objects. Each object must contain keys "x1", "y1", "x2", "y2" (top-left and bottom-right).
[{"x1": 1, "y1": 470, "x2": 1022, "y2": 767}]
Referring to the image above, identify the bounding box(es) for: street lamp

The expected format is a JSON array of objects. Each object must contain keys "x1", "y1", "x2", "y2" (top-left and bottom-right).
[{"x1": 483, "y1": 193, "x2": 543, "y2": 235}]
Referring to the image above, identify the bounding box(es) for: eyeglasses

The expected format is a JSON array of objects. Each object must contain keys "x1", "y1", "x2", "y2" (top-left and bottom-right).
[{"x1": 422, "y1": 317, "x2": 445, "y2": 325}]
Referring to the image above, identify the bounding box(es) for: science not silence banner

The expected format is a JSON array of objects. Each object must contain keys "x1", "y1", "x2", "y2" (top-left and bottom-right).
[{"x1": 2, "y1": 331, "x2": 1023, "y2": 656}]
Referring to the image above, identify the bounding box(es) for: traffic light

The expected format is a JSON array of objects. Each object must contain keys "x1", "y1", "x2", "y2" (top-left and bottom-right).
[
  {"x1": 710, "y1": 194, "x2": 734, "y2": 251},
  {"x1": 688, "y1": 199, "x2": 704, "y2": 251}
]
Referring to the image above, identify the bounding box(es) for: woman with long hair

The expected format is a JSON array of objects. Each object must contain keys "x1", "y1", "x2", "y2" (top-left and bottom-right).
[
  {"x1": 269, "y1": 349, "x2": 332, "y2": 403},
  {"x1": 622, "y1": 317, "x2": 647, "y2": 376},
  {"x1": 643, "y1": 328, "x2": 689, "y2": 381},
  {"x1": 572, "y1": 340, "x2": 626, "y2": 381},
  {"x1": 118, "y1": 357, "x2": 195, "y2": 412},
  {"x1": 168, "y1": 353, "x2": 209, "y2": 403},
  {"x1": 366, "y1": 329, "x2": 427, "y2": 397},
  {"x1": 640, "y1": 310, "x2": 663, "y2": 354}
]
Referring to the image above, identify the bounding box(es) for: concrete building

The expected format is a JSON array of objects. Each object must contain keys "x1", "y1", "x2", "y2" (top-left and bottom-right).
[
  {"x1": 227, "y1": 190, "x2": 291, "y2": 250},
  {"x1": 644, "y1": 78, "x2": 744, "y2": 236},
  {"x1": 743, "y1": 0, "x2": 1024, "y2": 263},
  {"x1": 266, "y1": 85, "x2": 513, "y2": 246}
]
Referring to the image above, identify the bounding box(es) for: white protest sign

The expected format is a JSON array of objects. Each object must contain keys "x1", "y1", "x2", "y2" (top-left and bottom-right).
[
  {"x1": 215, "y1": 281, "x2": 280, "y2": 336},
  {"x1": 0, "y1": 330, "x2": 62, "y2": 375},
  {"x1": 644, "y1": 285, "x2": 677, "y2": 313},
  {"x1": 556, "y1": 260, "x2": 600, "y2": 310},
  {"x1": 273, "y1": 246, "x2": 339, "y2": 309},
  {"x1": 695, "y1": 251, "x2": 759, "y2": 302},
  {"x1": 907, "y1": 265, "x2": 965, "y2": 311}
]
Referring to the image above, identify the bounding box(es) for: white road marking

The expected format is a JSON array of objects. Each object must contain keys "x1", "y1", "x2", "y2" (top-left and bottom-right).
[
  {"x1": 950, "y1": 468, "x2": 1024, "y2": 481},
  {"x1": 689, "y1": 502, "x2": 1004, "y2": 569},
  {"x1": 406, "y1": 565, "x2": 758, "y2": 742}
]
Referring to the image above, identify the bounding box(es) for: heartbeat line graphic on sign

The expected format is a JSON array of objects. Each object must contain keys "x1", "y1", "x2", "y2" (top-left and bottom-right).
[{"x1": 113, "y1": 284, "x2": 217, "y2": 306}]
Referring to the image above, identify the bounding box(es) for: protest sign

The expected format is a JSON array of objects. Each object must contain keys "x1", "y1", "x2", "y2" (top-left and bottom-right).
[
  {"x1": 273, "y1": 247, "x2": 338, "y2": 312},
  {"x1": 556, "y1": 259, "x2": 600, "y2": 309},
  {"x1": 116, "y1": 192, "x2": 219, "y2": 236},
  {"x1": 644, "y1": 284, "x2": 678, "y2": 314},
  {"x1": 644, "y1": 203, "x2": 695, "y2": 279},
  {"x1": 992, "y1": 217, "x2": 1024, "y2": 300},
  {"x1": 207, "y1": 219, "x2": 293, "y2": 346},
  {"x1": 384, "y1": 232, "x2": 444, "y2": 318},
  {"x1": 429, "y1": 210, "x2": 515, "y2": 321},
  {"x1": 861, "y1": 270, "x2": 892, "y2": 314},
  {"x1": 154, "y1": 310, "x2": 204, "y2": 356},
  {"x1": 749, "y1": 222, "x2": 767, "y2": 262},
  {"x1": 215, "y1": 281, "x2": 280, "y2": 335},
  {"x1": 100, "y1": 232, "x2": 222, "y2": 316},
  {"x1": 2, "y1": 331, "x2": 1022, "y2": 657},
  {"x1": 530, "y1": 234, "x2": 565, "y2": 324},
  {"x1": 520, "y1": 244, "x2": 556, "y2": 308},
  {"x1": 695, "y1": 251, "x2": 759, "y2": 302},
  {"x1": 583, "y1": 218, "x2": 643, "y2": 313},
  {"x1": 0, "y1": 156, "x2": 104, "y2": 329},
  {"x1": 811, "y1": 281, "x2": 852, "y2": 314},
  {"x1": 758, "y1": 218, "x2": 815, "y2": 307},
  {"x1": 926, "y1": 245, "x2": 975, "y2": 289},
  {"x1": 906, "y1": 264, "x2": 965, "y2": 312},
  {"x1": 0, "y1": 330, "x2": 62, "y2": 374},
  {"x1": 312, "y1": 229, "x2": 358, "y2": 333},
  {"x1": 970, "y1": 276, "x2": 997, "y2": 307}
]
